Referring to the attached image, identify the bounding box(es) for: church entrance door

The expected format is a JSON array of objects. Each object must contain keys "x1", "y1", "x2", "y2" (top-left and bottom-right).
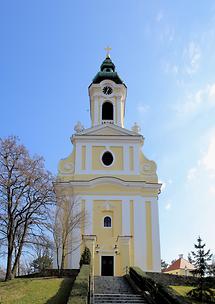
[{"x1": 101, "y1": 256, "x2": 114, "y2": 276}]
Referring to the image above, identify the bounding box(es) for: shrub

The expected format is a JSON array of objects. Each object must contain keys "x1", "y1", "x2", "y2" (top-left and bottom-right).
[
  {"x1": 67, "y1": 265, "x2": 90, "y2": 304},
  {"x1": 187, "y1": 287, "x2": 215, "y2": 302},
  {"x1": 80, "y1": 247, "x2": 91, "y2": 267}
]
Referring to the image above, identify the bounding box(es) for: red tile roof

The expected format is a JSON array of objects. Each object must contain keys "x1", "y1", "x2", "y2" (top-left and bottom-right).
[{"x1": 163, "y1": 258, "x2": 195, "y2": 272}]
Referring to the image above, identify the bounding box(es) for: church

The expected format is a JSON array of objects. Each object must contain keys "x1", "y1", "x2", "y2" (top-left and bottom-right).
[{"x1": 55, "y1": 50, "x2": 161, "y2": 276}]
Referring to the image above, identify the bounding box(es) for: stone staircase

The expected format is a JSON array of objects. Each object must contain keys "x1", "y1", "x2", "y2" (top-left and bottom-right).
[{"x1": 93, "y1": 276, "x2": 148, "y2": 303}]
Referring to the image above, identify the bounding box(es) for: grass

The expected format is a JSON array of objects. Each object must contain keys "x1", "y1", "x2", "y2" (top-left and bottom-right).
[
  {"x1": 0, "y1": 277, "x2": 74, "y2": 304},
  {"x1": 170, "y1": 286, "x2": 215, "y2": 303}
]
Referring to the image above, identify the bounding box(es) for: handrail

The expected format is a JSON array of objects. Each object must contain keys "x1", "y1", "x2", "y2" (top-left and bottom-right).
[
  {"x1": 129, "y1": 267, "x2": 186, "y2": 304},
  {"x1": 88, "y1": 266, "x2": 94, "y2": 304},
  {"x1": 129, "y1": 268, "x2": 157, "y2": 304}
]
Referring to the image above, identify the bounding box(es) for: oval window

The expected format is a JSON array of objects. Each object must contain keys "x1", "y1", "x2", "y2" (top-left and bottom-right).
[{"x1": 102, "y1": 151, "x2": 114, "y2": 166}]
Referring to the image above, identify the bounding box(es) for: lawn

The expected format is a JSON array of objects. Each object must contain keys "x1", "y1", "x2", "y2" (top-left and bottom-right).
[
  {"x1": 170, "y1": 285, "x2": 215, "y2": 304},
  {"x1": 0, "y1": 277, "x2": 74, "y2": 304}
]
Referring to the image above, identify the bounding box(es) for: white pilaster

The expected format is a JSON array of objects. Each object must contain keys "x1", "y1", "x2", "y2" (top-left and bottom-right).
[
  {"x1": 151, "y1": 198, "x2": 161, "y2": 272},
  {"x1": 134, "y1": 197, "x2": 147, "y2": 270},
  {"x1": 94, "y1": 97, "x2": 99, "y2": 126},
  {"x1": 75, "y1": 143, "x2": 82, "y2": 174},
  {"x1": 86, "y1": 143, "x2": 92, "y2": 171},
  {"x1": 134, "y1": 144, "x2": 139, "y2": 174},
  {"x1": 117, "y1": 97, "x2": 122, "y2": 127},
  {"x1": 85, "y1": 198, "x2": 93, "y2": 235},
  {"x1": 70, "y1": 197, "x2": 81, "y2": 269}
]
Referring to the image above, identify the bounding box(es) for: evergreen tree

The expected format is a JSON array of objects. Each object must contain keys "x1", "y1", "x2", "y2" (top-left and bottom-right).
[
  {"x1": 191, "y1": 236, "x2": 212, "y2": 278},
  {"x1": 208, "y1": 255, "x2": 215, "y2": 277},
  {"x1": 161, "y1": 259, "x2": 168, "y2": 270},
  {"x1": 188, "y1": 252, "x2": 194, "y2": 264},
  {"x1": 187, "y1": 236, "x2": 213, "y2": 302},
  {"x1": 80, "y1": 247, "x2": 91, "y2": 267},
  {"x1": 31, "y1": 255, "x2": 53, "y2": 272}
]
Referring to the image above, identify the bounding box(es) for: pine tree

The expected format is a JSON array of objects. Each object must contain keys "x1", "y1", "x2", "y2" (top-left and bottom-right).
[
  {"x1": 161, "y1": 259, "x2": 168, "y2": 270},
  {"x1": 80, "y1": 247, "x2": 91, "y2": 267},
  {"x1": 191, "y1": 236, "x2": 212, "y2": 278},
  {"x1": 188, "y1": 252, "x2": 194, "y2": 264},
  {"x1": 187, "y1": 236, "x2": 213, "y2": 302},
  {"x1": 208, "y1": 255, "x2": 215, "y2": 277}
]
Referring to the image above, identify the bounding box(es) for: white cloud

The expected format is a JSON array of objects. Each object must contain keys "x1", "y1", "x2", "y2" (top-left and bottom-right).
[
  {"x1": 156, "y1": 10, "x2": 164, "y2": 22},
  {"x1": 159, "y1": 179, "x2": 173, "y2": 193},
  {"x1": 159, "y1": 180, "x2": 166, "y2": 192},
  {"x1": 162, "y1": 62, "x2": 179, "y2": 75},
  {"x1": 202, "y1": 134, "x2": 215, "y2": 172},
  {"x1": 209, "y1": 185, "x2": 215, "y2": 196},
  {"x1": 176, "y1": 82, "x2": 215, "y2": 116},
  {"x1": 183, "y1": 41, "x2": 201, "y2": 75},
  {"x1": 208, "y1": 84, "x2": 215, "y2": 104},
  {"x1": 159, "y1": 26, "x2": 175, "y2": 43},
  {"x1": 168, "y1": 178, "x2": 173, "y2": 184},
  {"x1": 165, "y1": 201, "x2": 172, "y2": 210},
  {"x1": 137, "y1": 104, "x2": 149, "y2": 115},
  {"x1": 187, "y1": 167, "x2": 197, "y2": 181},
  {"x1": 186, "y1": 130, "x2": 215, "y2": 190}
]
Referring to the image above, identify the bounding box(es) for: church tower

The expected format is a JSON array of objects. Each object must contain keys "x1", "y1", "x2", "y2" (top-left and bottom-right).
[{"x1": 56, "y1": 51, "x2": 161, "y2": 275}]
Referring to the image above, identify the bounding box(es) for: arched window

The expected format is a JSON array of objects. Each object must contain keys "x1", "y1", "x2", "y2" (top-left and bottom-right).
[
  {"x1": 102, "y1": 102, "x2": 113, "y2": 120},
  {"x1": 104, "y1": 216, "x2": 112, "y2": 227}
]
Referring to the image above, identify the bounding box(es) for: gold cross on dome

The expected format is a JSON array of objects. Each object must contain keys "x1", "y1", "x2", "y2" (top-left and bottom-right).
[{"x1": 105, "y1": 46, "x2": 112, "y2": 58}]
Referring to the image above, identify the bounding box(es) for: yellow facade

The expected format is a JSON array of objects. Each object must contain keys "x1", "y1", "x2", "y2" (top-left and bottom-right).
[
  {"x1": 92, "y1": 146, "x2": 123, "y2": 171},
  {"x1": 55, "y1": 55, "x2": 161, "y2": 275}
]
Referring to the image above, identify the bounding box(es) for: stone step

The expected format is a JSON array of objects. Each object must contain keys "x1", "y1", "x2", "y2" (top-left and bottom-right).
[
  {"x1": 93, "y1": 276, "x2": 148, "y2": 303},
  {"x1": 94, "y1": 276, "x2": 134, "y2": 294},
  {"x1": 95, "y1": 294, "x2": 143, "y2": 298},
  {"x1": 94, "y1": 294, "x2": 147, "y2": 303}
]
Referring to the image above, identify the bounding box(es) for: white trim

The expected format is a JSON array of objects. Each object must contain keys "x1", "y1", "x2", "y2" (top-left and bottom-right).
[
  {"x1": 102, "y1": 215, "x2": 112, "y2": 228},
  {"x1": 58, "y1": 178, "x2": 161, "y2": 192},
  {"x1": 78, "y1": 195, "x2": 143, "y2": 200},
  {"x1": 86, "y1": 144, "x2": 92, "y2": 171},
  {"x1": 85, "y1": 198, "x2": 93, "y2": 235},
  {"x1": 134, "y1": 197, "x2": 147, "y2": 270},
  {"x1": 134, "y1": 144, "x2": 139, "y2": 174},
  {"x1": 100, "y1": 99, "x2": 115, "y2": 124},
  {"x1": 75, "y1": 142, "x2": 141, "y2": 175},
  {"x1": 70, "y1": 197, "x2": 81, "y2": 268},
  {"x1": 151, "y1": 198, "x2": 161, "y2": 272},
  {"x1": 75, "y1": 143, "x2": 82, "y2": 174},
  {"x1": 72, "y1": 122, "x2": 142, "y2": 137},
  {"x1": 94, "y1": 97, "x2": 99, "y2": 126},
  {"x1": 117, "y1": 97, "x2": 122, "y2": 127},
  {"x1": 100, "y1": 149, "x2": 115, "y2": 167}
]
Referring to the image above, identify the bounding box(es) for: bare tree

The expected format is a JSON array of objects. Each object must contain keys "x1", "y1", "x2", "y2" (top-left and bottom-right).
[
  {"x1": 47, "y1": 193, "x2": 86, "y2": 273},
  {"x1": 0, "y1": 136, "x2": 55, "y2": 280}
]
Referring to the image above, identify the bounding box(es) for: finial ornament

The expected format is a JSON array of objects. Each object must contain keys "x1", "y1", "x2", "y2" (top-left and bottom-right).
[
  {"x1": 74, "y1": 121, "x2": 84, "y2": 133},
  {"x1": 132, "y1": 122, "x2": 141, "y2": 133},
  {"x1": 105, "y1": 46, "x2": 112, "y2": 58}
]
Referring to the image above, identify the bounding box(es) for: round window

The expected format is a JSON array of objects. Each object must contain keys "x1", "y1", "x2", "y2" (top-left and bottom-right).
[{"x1": 102, "y1": 151, "x2": 114, "y2": 166}]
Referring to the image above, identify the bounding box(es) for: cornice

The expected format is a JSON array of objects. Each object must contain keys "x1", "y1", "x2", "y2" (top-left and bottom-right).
[{"x1": 55, "y1": 176, "x2": 161, "y2": 192}]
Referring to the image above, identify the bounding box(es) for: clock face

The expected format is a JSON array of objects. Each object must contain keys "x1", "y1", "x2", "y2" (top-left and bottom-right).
[{"x1": 103, "y1": 86, "x2": 113, "y2": 95}]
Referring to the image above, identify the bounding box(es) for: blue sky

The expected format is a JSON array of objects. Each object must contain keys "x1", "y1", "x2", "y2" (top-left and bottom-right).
[{"x1": 0, "y1": 0, "x2": 215, "y2": 264}]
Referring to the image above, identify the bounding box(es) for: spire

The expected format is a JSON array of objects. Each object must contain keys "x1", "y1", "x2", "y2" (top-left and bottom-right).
[
  {"x1": 104, "y1": 46, "x2": 112, "y2": 58},
  {"x1": 91, "y1": 50, "x2": 126, "y2": 86}
]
